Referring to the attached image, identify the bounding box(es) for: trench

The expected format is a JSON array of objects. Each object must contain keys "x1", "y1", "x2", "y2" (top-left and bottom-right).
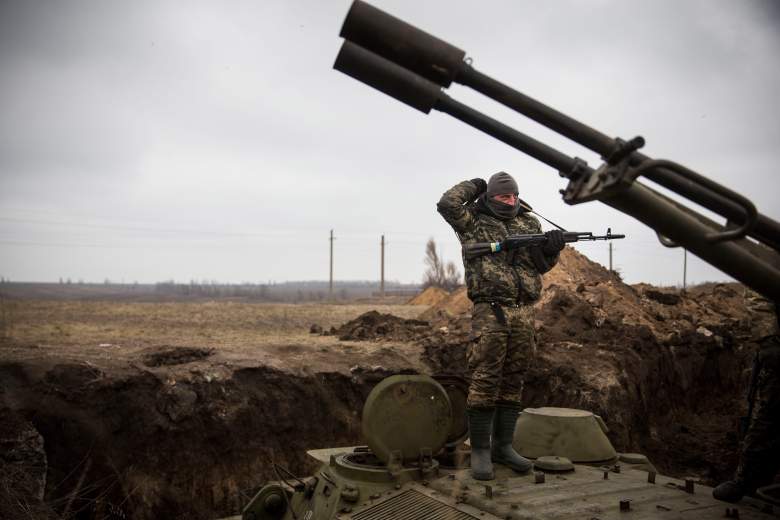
[
  {"x1": 0, "y1": 361, "x2": 388, "y2": 519},
  {"x1": 1, "y1": 333, "x2": 751, "y2": 519}
]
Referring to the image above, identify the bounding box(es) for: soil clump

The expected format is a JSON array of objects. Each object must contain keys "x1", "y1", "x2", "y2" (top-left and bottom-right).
[
  {"x1": 407, "y1": 286, "x2": 449, "y2": 306},
  {"x1": 141, "y1": 346, "x2": 215, "y2": 367},
  {"x1": 334, "y1": 310, "x2": 430, "y2": 342},
  {"x1": 418, "y1": 287, "x2": 471, "y2": 322}
]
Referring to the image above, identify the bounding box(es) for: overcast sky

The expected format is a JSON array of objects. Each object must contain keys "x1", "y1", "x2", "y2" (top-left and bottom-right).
[{"x1": 1, "y1": 0, "x2": 779, "y2": 286}]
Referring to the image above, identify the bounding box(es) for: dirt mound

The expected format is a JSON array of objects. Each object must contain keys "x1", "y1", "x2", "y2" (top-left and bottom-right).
[
  {"x1": 418, "y1": 247, "x2": 616, "y2": 323},
  {"x1": 407, "y1": 286, "x2": 449, "y2": 306},
  {"x1": 418, "y1": 287, "x2": 472, "y2": 323},
  {"x1": 335, "y1": 311, "x2": 430, "y2": 342},
  {"x1": 141, "y1": 346, "x2": 214, "y2": 367},
  {"x1": 331, "y1": 309, "x2": 472, "y2": 377},
  {"x1": 335, "y1": 246, "x2": 773, "y2": 486},
  {"x1": 543, "y1": 245, "x2": 615, "y2": 289}
]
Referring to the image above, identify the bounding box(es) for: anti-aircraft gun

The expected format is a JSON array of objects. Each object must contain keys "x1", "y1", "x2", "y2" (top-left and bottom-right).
[
  {"x1": 225, "y1": 3, "x2": 780, "y2": 519},
  {"x1": 333, "y1": 0, "x2": 780, "y2": 304}
]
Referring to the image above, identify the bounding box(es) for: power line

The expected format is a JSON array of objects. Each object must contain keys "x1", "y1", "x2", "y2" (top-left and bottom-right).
[
  {"x1": 329, "y1": 229, "x2": 335, "y2": 299},
  {"x1": 0, "y1": 238, "x2": 304, "y2": 249},
  {"x1": 0, "y1": 214, "x2": 437, "y2": 238},
  {"x1": 380, "y1": 234, "x2": 385, "y2": 298},
  {"x1": 0, "y1": 216, "x2": 306, "y2": 238}
]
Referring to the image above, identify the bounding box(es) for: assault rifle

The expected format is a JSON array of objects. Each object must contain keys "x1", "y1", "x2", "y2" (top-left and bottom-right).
[
  {"x1": 332, "y1": 0, "x2": 780, "y2": 301},
  {"x1": 463, "y1": 229, "x2": 625, "y2": 260}
]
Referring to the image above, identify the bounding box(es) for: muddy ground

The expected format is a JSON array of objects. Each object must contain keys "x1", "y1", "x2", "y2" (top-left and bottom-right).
[{"x1": 0, "y1": 249, "x2": 775, "y2": 519}]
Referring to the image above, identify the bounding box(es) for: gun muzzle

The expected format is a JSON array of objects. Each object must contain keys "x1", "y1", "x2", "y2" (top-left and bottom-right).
[
  {"x1": 334, "y1": 40, "x2": 442, "y2": 114},
  {"x1": 340, "y1": 0, "x2": 466, "y2": 87}
]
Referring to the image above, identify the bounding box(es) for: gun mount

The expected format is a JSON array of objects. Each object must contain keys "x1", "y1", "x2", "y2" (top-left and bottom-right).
[{"x1": 333, "y1": 0, "x2": 780, "y2": 302}]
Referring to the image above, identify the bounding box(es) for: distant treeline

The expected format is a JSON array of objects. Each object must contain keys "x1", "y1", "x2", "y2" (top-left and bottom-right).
[
  {"x1": 152, "y1": 280, "x2": 419, "y2": 301},
  {"x1": 0, "y1": 280, "x2": 420, "y2": 302}
]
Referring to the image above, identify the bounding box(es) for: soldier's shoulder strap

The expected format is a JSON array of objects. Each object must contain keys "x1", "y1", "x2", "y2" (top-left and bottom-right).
[
  {"x1": 519, "y1": 198, "x2": 567, "y2": 232},
  {"x1": 518, "y1": 197, "x2": 533, "y2": 213}
]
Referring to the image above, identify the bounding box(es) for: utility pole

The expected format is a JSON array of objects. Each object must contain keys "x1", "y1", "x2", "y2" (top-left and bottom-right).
[
  {"x1": 329, "y1": 229, "x2": 334, "y2": 299},
  {"x1": 683, "y1": 248, "x2": 687, "y2": 292},
  {"x1": 609, "y1": 242, "x2": 613, "y2": 273},
  {"x1": 380, "y1": 234, "x2": 385, "y2": 298}
]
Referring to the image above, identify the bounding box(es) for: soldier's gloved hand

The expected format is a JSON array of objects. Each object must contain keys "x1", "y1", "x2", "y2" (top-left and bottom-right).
[
  {"x1": 541, "y1": 230, "x2": 565, "y2": 255},
  {"x1": 470, "y1": 178, "x2": 487, "y2": 195}
]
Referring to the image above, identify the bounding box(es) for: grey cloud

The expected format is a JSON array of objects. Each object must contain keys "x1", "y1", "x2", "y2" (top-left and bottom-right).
[{"x1": 0, "y1": 0, "x2": 778, "y2": 285}]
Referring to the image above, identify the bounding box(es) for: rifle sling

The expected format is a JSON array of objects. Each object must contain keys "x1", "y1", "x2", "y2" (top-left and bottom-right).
[
  {"x1": 530, "y1": 210, "x2": 567, "y2": 231},
  {"x1": 746, "y1": 352, "x2": 763, "y2": 417},
  {"x1": 740, "y1": 351, "x2": 764, "y2": 439},
  {"x1": 489, "y1": 302, "x2": 508, "y2": 326}
]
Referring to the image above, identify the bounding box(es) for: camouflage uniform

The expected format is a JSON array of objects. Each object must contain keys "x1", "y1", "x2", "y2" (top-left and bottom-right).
[
  {"x1": 437, "y1": 179, "x2": 559, "y2": 408},
  {"x1": 715, "y1": 298, "x2": 780, "y2": 502},
  {"x1": 736, "y1": 333, "x2": 780, "y2": 490}
]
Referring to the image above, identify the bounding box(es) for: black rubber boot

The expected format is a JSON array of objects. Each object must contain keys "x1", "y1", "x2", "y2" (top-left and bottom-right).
[
  {"x1": 712, "y1": 480, "x2": 746, "y2": 503},
  {"x1": 491, "y1": 402, "x2": 533, "y2": 473},
  {"x1": 467, "y1": 407, "x2": 495, "y2": 480}
]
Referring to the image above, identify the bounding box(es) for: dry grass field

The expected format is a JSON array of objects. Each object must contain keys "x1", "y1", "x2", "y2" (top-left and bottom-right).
[{"x1": 2, "y1": 300, "x2": 429, "y2": 349}]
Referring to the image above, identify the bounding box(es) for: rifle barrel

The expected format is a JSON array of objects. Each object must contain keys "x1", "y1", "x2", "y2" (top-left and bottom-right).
[
  {"x1": 340, "y1": 0, "x2": 466, "y2": 87},
  {"x1": 435, "y1": 93, "x2": 578, "y2": 173},
  {"x1": 334, "y1": 40, "x2": 441, "y2": 114},
  {"x1": 587, "y1": 234, "x2": 625, "y2": 240}
]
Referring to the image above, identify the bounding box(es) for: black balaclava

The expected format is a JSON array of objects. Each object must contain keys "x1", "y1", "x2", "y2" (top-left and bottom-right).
[{"x1": 478, "y1": 171, "x2": 520, "y2": 220}]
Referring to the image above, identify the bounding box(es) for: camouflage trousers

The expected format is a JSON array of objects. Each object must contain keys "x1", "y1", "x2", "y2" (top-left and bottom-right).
[
  {"x1": 467, "y1": 302, "x2": 536, "y2": 408},
  {"x1": 737, "y1": 337, "x2": 780, "y2": 489}
]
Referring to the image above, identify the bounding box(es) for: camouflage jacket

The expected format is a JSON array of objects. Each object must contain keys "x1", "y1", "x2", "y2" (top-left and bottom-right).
[{"x1": 437, "y1": 179, "x2": 559, "y2": 305}]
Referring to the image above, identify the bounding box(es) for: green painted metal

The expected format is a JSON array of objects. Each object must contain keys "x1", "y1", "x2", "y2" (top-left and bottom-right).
[
  {"x1": 232, "y1": 375, "x2": 779, "y2": 520},
  {"x1": 361, "y1": 375, "x2": 452, "y2": 464},
  {"x1": 241, "y1": 484, "x2": 287, "y2": 520},
  {"x1": 619, "y1": 453, "x2": 649, "y2": 465},
  {"x1": 534, "y1": 455, "x2": 575, "y2": 472},
  {"x1": 513, "y1": 407, "x2": 618, "y2": 462},
  {"x1": 432, "y1": 374, "x2": 469, "y2": 447}
]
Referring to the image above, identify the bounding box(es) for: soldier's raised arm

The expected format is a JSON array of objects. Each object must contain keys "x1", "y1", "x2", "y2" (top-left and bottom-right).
[{"x1": 437, "y1": 178, "x2": 486, "y2": 234}]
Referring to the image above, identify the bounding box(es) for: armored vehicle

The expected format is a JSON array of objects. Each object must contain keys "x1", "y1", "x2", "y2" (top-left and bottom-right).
[{"x1": 234, "y1": 374, "x2": 778, "y2": 520}]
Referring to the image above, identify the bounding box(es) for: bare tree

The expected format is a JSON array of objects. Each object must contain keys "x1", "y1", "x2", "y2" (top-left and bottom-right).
[
  {"x1": 444, "y1": 261, "x2": 461, "y2": 291},
  {"x1": 423, "y1": 238, "x2": 462, "y2": 291}
]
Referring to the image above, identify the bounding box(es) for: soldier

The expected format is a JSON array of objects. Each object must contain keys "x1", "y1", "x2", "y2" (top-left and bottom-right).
[
  {"x1": 713, "y1": 299, "x2": 780, "y2": 502},
  {"x1": 437, "y1": 172, "x2": 564, "y2": 480}
]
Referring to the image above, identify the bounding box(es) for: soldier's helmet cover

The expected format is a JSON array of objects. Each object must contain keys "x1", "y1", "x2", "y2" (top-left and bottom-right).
[
  {"x1": 483, "y1": 171, "x2": 520, "y2": 220},
  {"x1": 486, "y1": 171, "x2": 519, "y2": 197}
]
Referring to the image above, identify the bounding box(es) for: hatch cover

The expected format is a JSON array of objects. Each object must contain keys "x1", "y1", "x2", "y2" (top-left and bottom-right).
[{"x1": 362, "y1": 375, "x2": 452, "y2": 464}]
